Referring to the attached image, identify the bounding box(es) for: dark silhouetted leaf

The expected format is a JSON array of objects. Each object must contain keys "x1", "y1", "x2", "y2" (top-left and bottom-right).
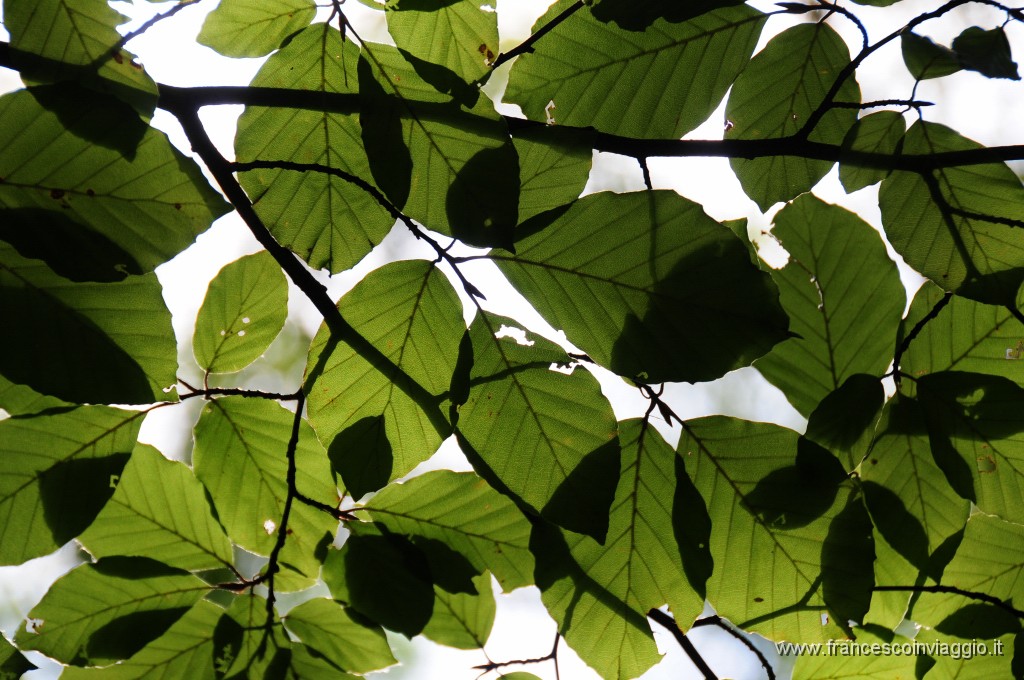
[
  {"x1": 901, "y1": 32, "x2": 963, "y2": 80},
  {"x1": 953, "y1": 26, "x2": 1020, "y2": 80}
]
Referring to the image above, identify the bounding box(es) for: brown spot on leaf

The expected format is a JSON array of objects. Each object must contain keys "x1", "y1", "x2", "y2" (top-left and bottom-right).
[
  {"x1": 113, "y1": 52, "x2": 124, "y2": 64},
  {"x1": 754, "y1": 597, "x2": 764, "y2": 603},
  {"x1": 50, "y1": 189, "x2": 65, "y2": 200},
  {"x1": 174, "y1": 203, "x2": 182, "y2": 210},
  {"x1": 86, "y1": 189, "x2": 95, "y2": 197}
]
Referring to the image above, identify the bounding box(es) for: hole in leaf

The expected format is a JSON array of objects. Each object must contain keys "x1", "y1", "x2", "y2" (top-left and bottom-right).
[
  {"x1": 495, "y1": 325, "x2": 533, "y2": 346},
  {"x1": 263, "y1": 519, "x2": 276, "y2": 534},
  {"x1": 237, "y1": 330, "x2": 246, "y2": 337}
]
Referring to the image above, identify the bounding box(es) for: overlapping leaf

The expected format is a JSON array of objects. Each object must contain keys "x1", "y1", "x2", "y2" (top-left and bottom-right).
[
  {"x1": 192, "y1": 397, "x2": 336, "y2": 591},
  {"x1": 0, "y1": 632, "x2": 35, "y2": 677},
  {"x1": 590, "y1": 0, "x2": 748, "y2": 31},
  {"x1": 0, "y1": 87, "x2": 227, "y2": 277},
  {"x1": 790, "y1": 628, "x2": 918, "y2": 679},
  {"x1": 386, "y1": 0, "x2": 498, "y2": 83},
  {"x1": 898, "y1": 281, "x2": 1024, "y2": 384},
  {"x1": 455, "y1": 312, "x2": 619, "y2": 540},
  {"x1": 915, "y1": 371, "x2": 1024, "y2": 524},
  {"x1": 78, "y1": 444, "x2": 234, "y2": 572},
  {"x1": 3, "y1": 0, "x2": 157, "y2": 115},
  {"x1": 755, "y1": 195, "x2": 905, "y2": 416},
  {"x1": 505, "y1": 2, "x2": 765, "y2": 138},
  {"x1": 840, "y1": 111, "x2": 906, "y2": 193},
  {"x1": 912, "y1": 513, "x2": 1024, "y2": 631},
  {"x1": 422, "y1": 572, "x2": 495, "y2": 649},
  {"x1": 359, "y1": 41, "x2": 519, "y2": 247},
  {"x1": 879, "y1": 121, "x2": 1024, "y2": 305},
  {"x1": 512, "y1": 126, "x2": 593, "y2": 223},
  {"x1": 213, "y1": 594, "x2": 291, "y2": 678},
  {"x1": 901, "y1": 32, "x2": 963, "y2": 80},
  {"x1": 0, "y1": 374, "x2": 67, "y2": 416},
  {"x1": 0, "y1": 241, "x2": 177, "y2": 404},
  {"x1": 532, "y1": 419, "x2": 706, "y2": 678},
  {"x1": 681, "y1": 417, "x2": 865, "y2": 642},
  {"x1": 193, "y1": 252, "x2": 288, "y2": 374},
  {"x1": 0, "y1": 406, "x2": 142, "y2": 565},
  {"x1": 283, "y1": 598, "x2": 397, "y2": 674},
  {"x1": 494, "y1": 190, "x2": 790, "y2": 384},
  {"x1": 727, "y1": 23, "x2": 860, "y2": 209},
  {"x1": 235, "y1": 24, "x2": 395, "y2": 274},
  {"x1": 305, "y1": 260, "x2": 463, "y2": 499},
  {"x1": 360, "y1": 470, "x2": 534, "y2": 591},
  {"x1": 15, "y1": 558, "x2": 208, "y2": 666},
  {"x1": 860, "y1": 395, "x2": 970, "y2": 574},
  {"x1": 61, "y1": 600, "x2": 223, "y2": 680},
  {"x1": 198, "y1": 0, "x2": 316, "y2": 58}
]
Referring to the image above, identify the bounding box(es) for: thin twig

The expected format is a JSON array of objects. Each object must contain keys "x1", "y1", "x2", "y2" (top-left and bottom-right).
[
  {"x1": 890, "y1": 291, "x2": 952, "y2": 387},
  {"x1": 874, "y1": 585, "x2": 1024, "y2": 619},
  {"x1": 264, "y1": 392, "x2": 306, "y2": 617},
  {"x1": 648, "y1": 609, "x2": 717, "y2": 680},
  {"x1": 177, "y1": 383, "x2": 303, "y2": 402},
  {"x1": 692, "y1": 616, "x2": 776, "y2": 680},
  {"x1": 474, "y1": 633, "x2": 561, "y2": 674},
  {"x1": 488, "y1": 1, "x2": 585, "y2": 72}
]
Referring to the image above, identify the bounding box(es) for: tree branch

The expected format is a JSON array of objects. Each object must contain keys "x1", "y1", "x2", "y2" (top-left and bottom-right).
[
  {"x1": 488, "y1": 1, "x2": 585, "y2": 72},
  {"x1": 264, "y1": 392, "x2": 305, "y2": 616},
  {"x1": 648, "y1": 609, "x2": 717, "y2": 680},
  {"x1": 890, "y1": 291, "x2": 952, "y2": 387},
  {"x1": 692, "y1": 615, "x2": 776, "y2": 680},
  {"x1": 874, "y1": 585, "x2": 1024, "y2": 619}
]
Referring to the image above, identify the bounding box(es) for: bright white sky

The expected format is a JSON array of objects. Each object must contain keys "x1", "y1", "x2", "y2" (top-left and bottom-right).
[{"x1": 0, "y1": 1, "x2": 1022, "y2": 678}]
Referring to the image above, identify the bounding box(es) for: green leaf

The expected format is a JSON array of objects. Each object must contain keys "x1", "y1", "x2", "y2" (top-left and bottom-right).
[
  {"x1": 917, "y1": 629, "x2": 1018, "y2": 679},
  {"x1": 0, "y1": 242, "x2": 178, "y2": 404},
  {"x1": 287, "y1": 644, "x2": 360, "y2": 680},
  {"x1": 193, "y1": 252, "x2": 288, "y2": 374},
  {"x1": 15, "y1": 557, "x2": 207, "y2": 666},
  {"x1": 531, "y1": 520, "x2": 661, "y2": 679},
  {"x1": 755, "y1": 195, "x2": 905, "y2": 416},
  {"x1": 590, "y1": 0, "x2": 748, "y2": 31},
  {"x1": 78, "y1": 444, "x2": 234, "y2": 572},
  {"x1": 3, "y1": 0, "x2": 158, "y2": 116},
  {"x1": 235, "y1": 24, "x2": 395, "y2": 274},
  {"x1": 0, "y1": 633, "x2": 35, "y2": 677},
  {"x1": 915, "y1": 371, "x2": 1024, "y2": 525},
  {"x1": 323, "y1": 528, "x2": 436, "y2": 637},
  {"x1": 305, "y1": 260, "x2": 463, "y2": 499},
  {"x1": 899, "y1": 281, "x2": 1024, "y2": 383},
  {"x1": 494, "y1": 190, "x2": 790, "y2": 383},
  {"x1": 0, "y1": 406, "x2": 142, "y2": 565},
  {"x1": 455, "y1": 312, "x2": 619, "y2": 540},
  {"x1": 727, "y1": 23, "x2": 860, "y2": 210},
  {"x1": 359, "y1": 41, "x2": 519, "y2": 247},
  {"x1": 60, "y1": 600, "x2": 223, "y2": 679},
  {"x1": 901, "y1": 32, "x2": 963, "y2": 80},
  {"x1": 505, "y1": 3, "x2": 765, "y2": 138},
  {"x1": 283, "y1": 598, "x2": 397, "y2": 674},
  {"x1": 0, "y1": 87, "x2": 229, "y2": 277},
  {"x1": 790, "y1": 628, "x2": 918, "y2": 679},
  {"x1": 840, "y1": 110, "x2": 907, "y2": 193},
  {"x1": 512, "y1": 126, "x2": 593, "y2": 223},
  {"x1": 681, "y1": 417, "x2": 856, "y2": 641},
  {"x1": 386, "y1": 0, "x2": 498, "y2": 84},
  {"x1": 952, "y1": 26, "x2": 1020, "y2": 81},
  {"x1": 912, "y1": 513, "x2": 1024, "y2": 630},
  {"x1": 861, "y1": 395, "x2": 970, "y2": 574},
  {"x1": 0, "y1": 374, "x2": 68, "y2": 416},
  {"x1": 213, "y1": 593, "x2": 291, "y2": 679},
  {"x1": 361, "y1": 470, "x2": 535, "y2": 592},
  {"x1": 533, "y1": 419, "x2": 706, "y2": 674},
  {"x1": 423, "y1": 571, "x2": 495, "y2": 649},
  {"x1": 879, "y1": 121, "x2": 1024, "y2": 305},
  {"x1": 193, "y1": 397, "x2": 336, "y2": 592},
  {"x1": 197, "y1": 0, "x2": 316, "y2": 58}
]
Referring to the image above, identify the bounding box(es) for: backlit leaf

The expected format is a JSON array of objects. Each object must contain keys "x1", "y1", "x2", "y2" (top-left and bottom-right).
[
  {"x1": 590, "y1": 0, "x2": 748, "y2": 32},
  {"x1": 386, "y1": 0, "x2": 498, "y2": 83},
  {"x1": 193, "y1": 398, "x2": 336, "y2": 592},
  {"x1": 494, "y1": 190, "x2": 790, "y2": 384},
  {"x1": 361, "y1": 470, "x2": 534, "y2": 592},
  {"x1": 193, "y1": 252, "x2": 288, "y2": 374},
  {"x1": 0, "y1": 241, "x2": 177, "y2": 404},
  {"x1": 305, "y1": 260, "x2": 463, "y2": 499},
  {"x1": 506, "y1": 3, "x2": 765, "y2": 138},
  {"x1": 3, "y1": 0, "x2": 157, "y2": 115},
  {"x1": 512, "y1": 125, "x2": 592, "y2": 223},
  {"x1": 283, "y1": 598, "x2": 397, "y2": 674},
  {"x1": 423, "y1": 572, "x2": 495, "y2": 649},
  {"x1": 0, "y1": 406, "x2": 142, "y2": 565},
  {"x1": 840, "y1": 111, "x2": 906, "y2": 193},
  {"x1": 78, "y1": 444, "x2": 234, "y2": 572},
  {"x1": 235, "y1": 24, "x2": 395, "y2": 274},
  {"x1": 901, "y1": 32, "x2": 963, "y2": 80},
  {"x1": 0, "y1": 87, "x2": 229, "y2": 277},
  {"x1": 455, "y1": 312, "x2": 619, "y2": 540},
  {"x1": 727, "y1": 23, "x2": 860, "y2": 210},
  {"x1": 879, "y1": 121, "x2": 1024, "y2": 305},
  {"x1": 755, "y1": 195, "x2": 905, "y2": 416},
  {"x1": 15, "y1": 558, "x2": 207, "y2": 666},
  {"x1": 198, "y1": 0, "x2": 316, "y2": 58},
  {"x1": 214, "y1": 593, "x2": 291, "y2": 679}
]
